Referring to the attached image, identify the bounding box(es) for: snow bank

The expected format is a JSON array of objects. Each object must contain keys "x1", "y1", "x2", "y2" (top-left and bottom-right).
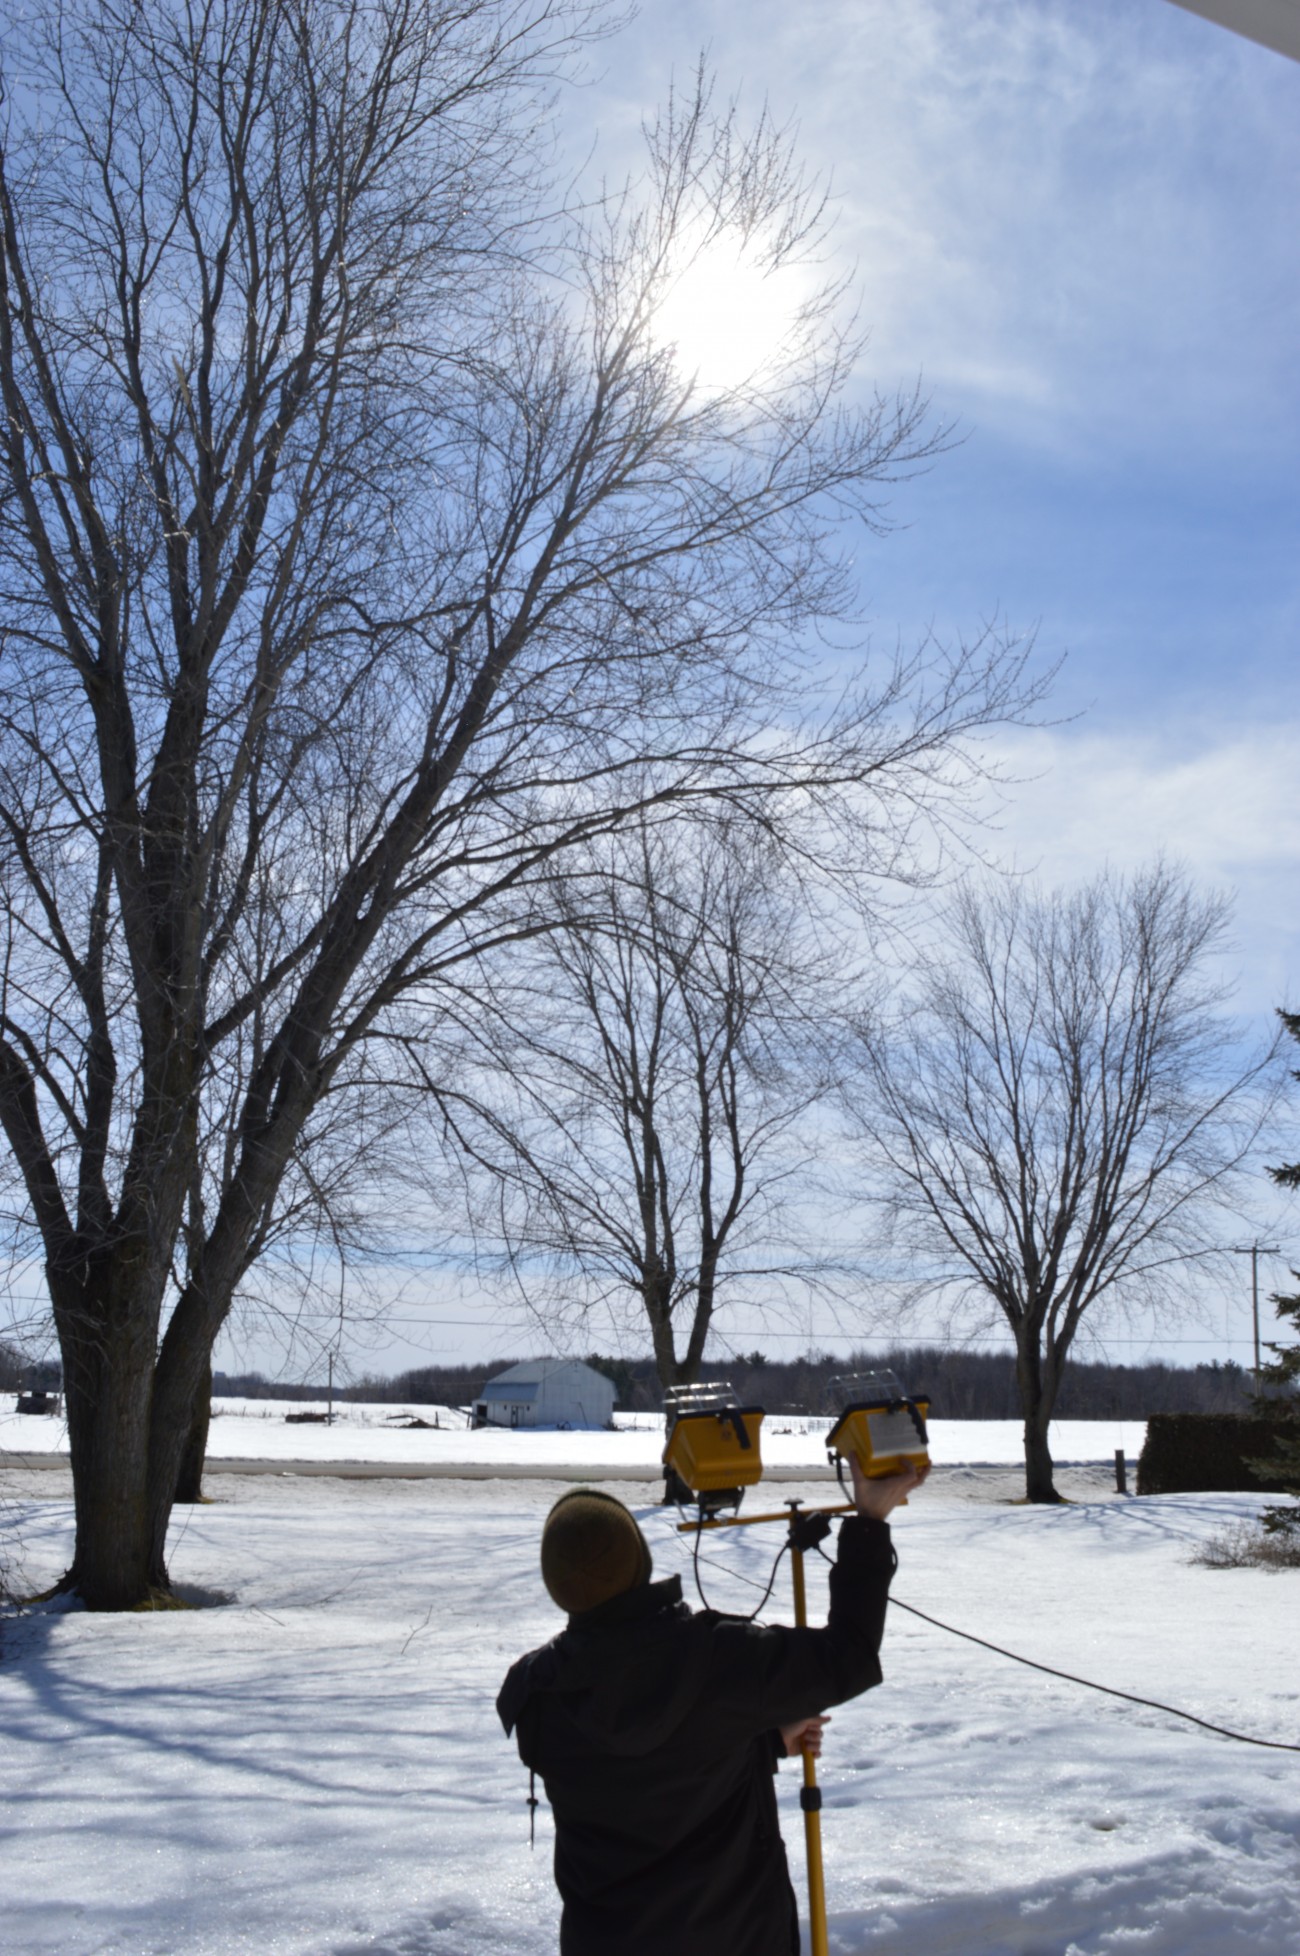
[
  {"x1": 0, "y1": 1397, "x2": 1150, "y2": 1470},
  {"x1": 1, "y1": 1471, "x2": 1296, "y2": 1955}
]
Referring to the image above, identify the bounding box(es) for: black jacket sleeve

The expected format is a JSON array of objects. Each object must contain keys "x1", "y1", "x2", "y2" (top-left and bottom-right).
[{"x1": 701, "y1": 1514, "x2": 897, "y2": 1742}]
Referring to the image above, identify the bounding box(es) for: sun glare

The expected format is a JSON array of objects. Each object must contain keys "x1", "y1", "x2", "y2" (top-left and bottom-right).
[{"x1": 652, "y1": 240, "x2": 811, "y2": 395}]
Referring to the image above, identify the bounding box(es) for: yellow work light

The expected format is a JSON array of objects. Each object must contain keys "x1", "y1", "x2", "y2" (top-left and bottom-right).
[
  {"x1": 825, "y1": 1372, "x2": 930, "y2": 1479},
  {"x1": 662, "y1": 1383, "x2": 765, "y2": 1515}
]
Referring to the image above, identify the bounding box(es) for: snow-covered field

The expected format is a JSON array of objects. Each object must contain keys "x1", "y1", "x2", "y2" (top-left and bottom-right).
[
  {"x1": 0, "y1": 1397, "x2": 1150, "y2": 1472},
  {"x1": 2, "y1": 1458, "x2": 1296, "y2": 1956}
]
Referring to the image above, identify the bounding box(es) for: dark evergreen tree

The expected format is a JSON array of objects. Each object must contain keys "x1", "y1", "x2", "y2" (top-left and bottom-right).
[{"x1": 1256, "y1": 1010, "x2": 1300, "y2": 1535}]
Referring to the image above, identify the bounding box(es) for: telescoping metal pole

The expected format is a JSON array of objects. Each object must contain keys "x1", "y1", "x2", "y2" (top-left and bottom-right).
[
  {"x1": 677, "y1": 1497, "x2": 851, "y2": 1956},
  {"x1": 787, "y1": 1512, "x2": 829, "y2": 1956}
]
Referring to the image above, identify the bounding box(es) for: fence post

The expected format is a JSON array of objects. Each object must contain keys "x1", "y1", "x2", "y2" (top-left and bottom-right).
[{"x1": 1114, "y1": 1448, "x2": 1127, "y2": 1495}]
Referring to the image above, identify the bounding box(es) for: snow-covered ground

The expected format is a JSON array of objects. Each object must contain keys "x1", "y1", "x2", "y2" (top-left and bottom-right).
[
  {"x1": 0, "y1": 1396, "x2": 1150, "y2": 1471},
  {"x1": 1, "y1": 1461, "x2": 1296, "y2": 1956}
]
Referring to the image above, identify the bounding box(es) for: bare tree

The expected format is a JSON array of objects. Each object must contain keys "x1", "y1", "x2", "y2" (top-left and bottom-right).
[
  {"x1": 434, "y1": 817, "x2": 847, "y2": 1387},
  {"x1": 0, "y1": 0, "x2": 1038, "y2": 1607},
  {"x1": 850, "y1": 865, "x2": 1277, "y2": 1501}
]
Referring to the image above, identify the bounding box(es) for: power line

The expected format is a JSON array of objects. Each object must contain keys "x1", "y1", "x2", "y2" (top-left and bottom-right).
[
  {"x1": 211, "y1": 1315, "x2": 1264, "y2": 1346},
  {"x1": 6, "y1": 1291, "x2": 1267, "y2": 1347}
]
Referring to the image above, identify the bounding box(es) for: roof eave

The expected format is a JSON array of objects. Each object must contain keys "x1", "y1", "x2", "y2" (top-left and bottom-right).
[{"x1": 1164, "y1": 0, "x2": 1300, "y2": 62}]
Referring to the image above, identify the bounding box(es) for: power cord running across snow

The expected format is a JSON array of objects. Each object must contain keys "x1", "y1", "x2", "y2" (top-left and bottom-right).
[
  {"x1": 675, "y1": 1525, "x2": 1299, "y2": 1754},
  {"x1": 886, "y1": 1593, "x2": 1300, "y2": 1755}
]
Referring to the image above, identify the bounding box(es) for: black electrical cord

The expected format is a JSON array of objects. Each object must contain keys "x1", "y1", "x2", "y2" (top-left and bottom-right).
[
  {"x1": 740, "y1": 1540, "x2": 790, "y2": 1623},
  {"x1": 686, "y1": 1519, "x2": 789, "y2": 1623},
  {"x1": 690, "y1": 1520, "x2": 713, "y2": 1611},
  {"x1": 685, "y1": 1538, "x2": 773, "y2": 1595},
  {"x1": 888, "y1": 1592, "x2": 1300, "y2": 1755},
  {"x1": 687, "y1": 1523, "x2": 1297, "y2": 1756}
]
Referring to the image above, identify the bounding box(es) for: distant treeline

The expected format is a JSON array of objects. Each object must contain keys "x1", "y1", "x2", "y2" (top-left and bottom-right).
[
  {"x1": 211, "y1": 1345, "x2": 1259, "y2": 1419},
  {"x1": 5, "y1": 1340, "x2": 1261, "y2": 1417}
]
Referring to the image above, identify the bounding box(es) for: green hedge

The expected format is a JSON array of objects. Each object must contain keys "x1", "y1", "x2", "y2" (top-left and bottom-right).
[{"x1": 1136, "y1": 1412, "x2": 1296, "y2": 1495}]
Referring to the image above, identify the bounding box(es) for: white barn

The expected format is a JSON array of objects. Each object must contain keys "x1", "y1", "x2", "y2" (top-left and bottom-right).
[{"x1": 472, "y1": 1359, "x2": 616, "y2": 1431}]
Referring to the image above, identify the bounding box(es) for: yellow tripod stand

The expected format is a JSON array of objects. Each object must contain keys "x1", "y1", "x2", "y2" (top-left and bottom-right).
[{"x1": 678, "y1": 1498, "x2": 854, "y2": 1956}]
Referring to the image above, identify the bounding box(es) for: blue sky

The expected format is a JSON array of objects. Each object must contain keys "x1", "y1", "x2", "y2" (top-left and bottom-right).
[
  {"x1": 509, "y1": 0, "x2": 1297, "y2": 1051},
  {"x1": 585, "y1": 0, "x2": 1300, "y2": 1024},
  {"x1": 214, "y1": 1, "x2": 1300, "y2": 1382},
  {"x1": 589, "y1": 0, "x2": 1299, "y2": 727}
]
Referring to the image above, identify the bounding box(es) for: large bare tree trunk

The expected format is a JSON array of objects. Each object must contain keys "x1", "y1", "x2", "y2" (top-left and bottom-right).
[
  {"x1": 647, "y1": 1268, "x2": 695, "y2": 1393},
  {"x1": 60, "y1": 1298, "x2": 167, "y2": 1607},
  {"x1": 1015, "y1": 1339, "x2": 1062, "y2": 1504},
  {"x1": 1022, "y1": 1415, "x2": 1060, "y2": 1505},
  {"x1": 174, "y1": 1353, "x2": 213, "y2": 1506}
]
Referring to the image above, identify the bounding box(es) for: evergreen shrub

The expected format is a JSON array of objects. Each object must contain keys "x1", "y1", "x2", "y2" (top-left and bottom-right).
[{"x1": 1136, "y1": 1412, "x2": 1295, "y2": 1494}]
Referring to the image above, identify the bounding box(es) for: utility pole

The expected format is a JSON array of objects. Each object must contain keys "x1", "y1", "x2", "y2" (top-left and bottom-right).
[
  {"x1": 1230, "y1": 1244, "x2": 1280, "y2": 1383},
  {"x1": 327, "y1": 1349, "x2": 335, "y2": 1425}
]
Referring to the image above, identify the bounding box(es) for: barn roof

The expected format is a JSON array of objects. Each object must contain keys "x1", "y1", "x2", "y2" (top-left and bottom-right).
[{"x1": 482, "y1": 1358, "x2": 610, "y2": 1389}]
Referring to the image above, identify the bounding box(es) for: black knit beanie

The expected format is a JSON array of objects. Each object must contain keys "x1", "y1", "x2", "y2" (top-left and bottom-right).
[{"x1": 540, "y1": 1488, "x2": 653, "y2": 1614}]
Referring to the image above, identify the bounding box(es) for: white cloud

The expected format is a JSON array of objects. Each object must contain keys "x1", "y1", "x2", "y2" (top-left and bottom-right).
[
  {"x1": 592, "y1": 0, "x2": 1300, "y2": 462},
  {"x1": 980, "y1": 719, "x2": 1300, "y2": 1014}
]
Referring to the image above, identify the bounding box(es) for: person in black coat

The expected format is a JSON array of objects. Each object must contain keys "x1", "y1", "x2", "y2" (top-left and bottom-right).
[{"x1": 497, "y1": 1458, "x2": 925, "y2": 1956}]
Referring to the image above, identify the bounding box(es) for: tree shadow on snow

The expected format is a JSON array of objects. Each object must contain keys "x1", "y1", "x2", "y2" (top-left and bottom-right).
[
  {"x1": 925, "y1": 1490, "x2": 1277, "y2": 1560},
  {"x1": 0, "y1": 1602, "x2": 456, "y2": 1812}
]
